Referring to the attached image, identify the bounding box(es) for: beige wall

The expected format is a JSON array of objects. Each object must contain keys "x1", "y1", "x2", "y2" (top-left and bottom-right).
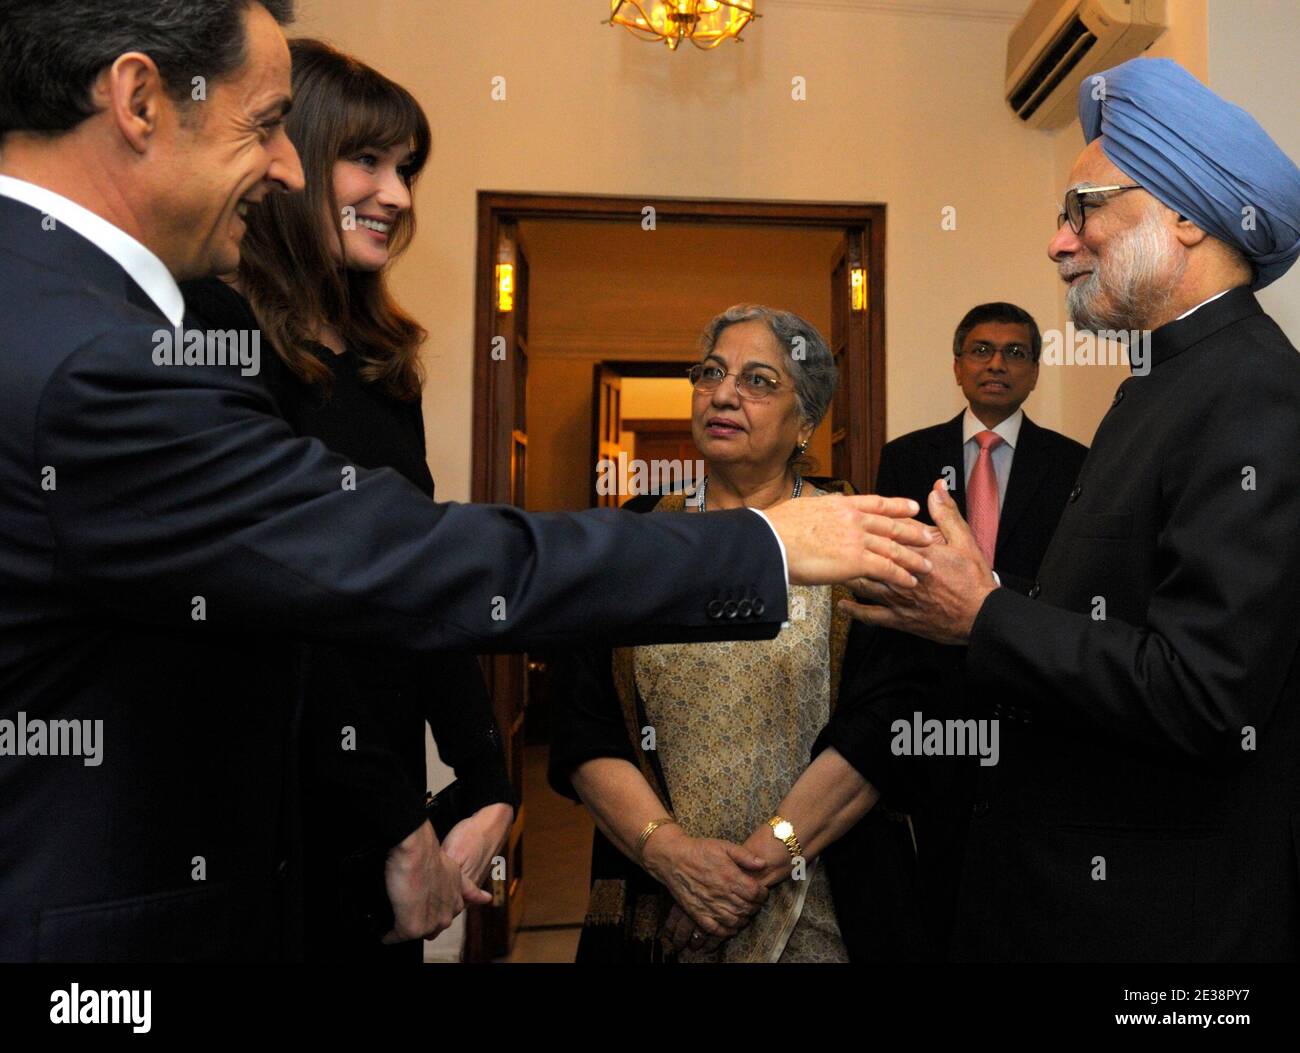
[
  {"x1": 1208, "y1": 0, "x2": 1300, "y2": 343},
  {"x1": 295, "y1": 0, "x2": 1078, "y2": 496}
]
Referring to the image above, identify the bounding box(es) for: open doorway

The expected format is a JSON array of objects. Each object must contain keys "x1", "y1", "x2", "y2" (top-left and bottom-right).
[{"x1": 467, "y1": 193, "x2": 886, "y2": 961}]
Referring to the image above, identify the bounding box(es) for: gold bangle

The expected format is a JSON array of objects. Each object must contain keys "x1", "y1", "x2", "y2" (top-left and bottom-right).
[{"x1": 637, "y1": 816, "x2": 677, "y2": 859}]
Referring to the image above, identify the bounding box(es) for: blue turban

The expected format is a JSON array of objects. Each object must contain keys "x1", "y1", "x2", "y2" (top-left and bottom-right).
[{"x1": 1078, "y1": 57, "x2": 1300, "y2": 290}]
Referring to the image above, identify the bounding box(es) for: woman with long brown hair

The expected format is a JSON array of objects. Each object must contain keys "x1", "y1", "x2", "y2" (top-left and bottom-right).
[{"x1": 182, "y1": 38, "x2": 514, "y2": 962}]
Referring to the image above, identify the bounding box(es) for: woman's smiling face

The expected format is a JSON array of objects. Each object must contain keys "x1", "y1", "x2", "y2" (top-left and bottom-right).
[
  {"x1": 330, "y1": 142, "x2": 415, "y2": 271},
  {"x1": 691, "y1": 320, "x2": 811, "y2": 473}
]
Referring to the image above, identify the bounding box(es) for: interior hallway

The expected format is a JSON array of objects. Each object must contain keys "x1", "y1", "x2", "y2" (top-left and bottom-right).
[{"x1": 497, "y1": 745, "x2": 594, "y2": 963}]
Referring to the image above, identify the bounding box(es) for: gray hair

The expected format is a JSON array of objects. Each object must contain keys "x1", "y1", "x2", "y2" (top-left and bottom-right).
[{"x1": 698, "y1": 305, "x2": 837, "y2": 433}]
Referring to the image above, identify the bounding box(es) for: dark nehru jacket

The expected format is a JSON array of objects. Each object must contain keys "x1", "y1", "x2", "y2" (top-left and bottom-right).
[
  {"x1": 954, "y1": 287, "x2": 1300, "y2": 961},
  {"x1": 0, "y1": 193, "x2": 787, "y2": 961}
]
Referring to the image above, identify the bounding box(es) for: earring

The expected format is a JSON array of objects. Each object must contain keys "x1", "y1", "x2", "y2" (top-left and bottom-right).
[{"x1": 797, "y1": 440, "x2": 810, "y2": 453}]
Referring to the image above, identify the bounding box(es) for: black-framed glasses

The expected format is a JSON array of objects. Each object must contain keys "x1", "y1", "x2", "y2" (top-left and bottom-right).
[
  {"x1": 687, "y1": 363, "x2": 785, "y2": 400},
  {"x1": 1057, "y1": 184, "x2": 1143, "y2": 234},
  {"x1": 957, "y1": 342, "x2": 1035, "y2": 365}
]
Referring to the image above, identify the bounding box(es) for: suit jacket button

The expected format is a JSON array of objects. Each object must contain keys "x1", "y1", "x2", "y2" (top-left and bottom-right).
[
  {"x1": 706, "y1": 599, "x2": 724, "y2": 619},
  {"x1": 1028, "y1": 582, "x2": 1041, "y2": 599},
  {"x1": 752, "y1": 598, "x2": 765, "y2": 617},
  {"x1": 737, "y1": 599, "x2": 753, "y2": 618},
  {"x1": 1068, "y1": 486, "x2": 1082, "y2": 503},
  {"x1": 722, "y1": 600, "x2": 739, "y2": 619}
]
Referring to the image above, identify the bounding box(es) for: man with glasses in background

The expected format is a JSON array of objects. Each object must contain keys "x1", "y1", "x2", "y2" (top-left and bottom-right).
[{"x1": 874, "y1": 302, "x2": 1086, "y2": 597}]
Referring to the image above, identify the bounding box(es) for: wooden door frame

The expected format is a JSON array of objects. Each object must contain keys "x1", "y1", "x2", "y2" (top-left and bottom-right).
[
  {"x1": 466, "y1": 191, "x2": 885, "y2": 960},
  {"x1": 472, "y1": 191, "x2": 887, "y2": 503}
]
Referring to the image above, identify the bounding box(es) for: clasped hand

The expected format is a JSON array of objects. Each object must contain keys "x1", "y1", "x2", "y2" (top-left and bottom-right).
[
  {"x1": 382, "y1": 803, "x2": 513, "y2": 944},
  {"x1": 840, "y1": 480, "x2": 998, "y2": 645},
  {"x1": 646, "y1": 821, "x2": 794, "y2": 955}
]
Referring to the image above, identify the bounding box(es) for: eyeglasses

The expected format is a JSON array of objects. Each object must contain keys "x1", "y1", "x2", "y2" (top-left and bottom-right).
[
  {"x1": 687, "y1": 363, "x2": 785, "y2": 400},
  {"x1": 957, "y1": 342, "x2": 1035, "y2": 364},
  {"x1": 1057, "y1": 184, "x2": 1143, "y2": 234}
]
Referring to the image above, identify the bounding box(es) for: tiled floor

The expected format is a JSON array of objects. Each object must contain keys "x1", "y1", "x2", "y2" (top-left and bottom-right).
[{"x1": 497, "y1": 743, "x2": 594, "y2": 963}]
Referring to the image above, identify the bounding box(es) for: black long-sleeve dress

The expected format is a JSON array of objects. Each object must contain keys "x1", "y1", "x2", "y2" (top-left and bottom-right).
[{"x1": 181, "y1": 276, "x2": 515, "y2": 961}]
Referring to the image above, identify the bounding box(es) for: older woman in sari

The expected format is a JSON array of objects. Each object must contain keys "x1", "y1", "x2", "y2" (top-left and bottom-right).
[{"x1": 549, "y1": 305, "x2": 928, "y2": 962}]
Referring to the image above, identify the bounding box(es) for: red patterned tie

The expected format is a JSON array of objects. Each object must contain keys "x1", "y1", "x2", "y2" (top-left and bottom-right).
[{"x1": 967, "y1": 430, "x2": 1005, "y2": 566}]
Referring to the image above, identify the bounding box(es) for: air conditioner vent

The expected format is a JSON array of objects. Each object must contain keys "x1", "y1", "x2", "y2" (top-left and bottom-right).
[{"x1": 1005, "y1": 0, "x2": 1168, "y2": 130}]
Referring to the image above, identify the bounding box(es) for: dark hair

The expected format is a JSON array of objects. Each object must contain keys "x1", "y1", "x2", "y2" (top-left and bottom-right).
[
  {"x1": 0, "y1": 1, "x2": 295, "y2": 137},
  {"x1": 236, "y1": 38, "x2": 430, "y2": 399},
  {"x1": 952, "y1": 302, "x2": 1042, "y2": 362}
]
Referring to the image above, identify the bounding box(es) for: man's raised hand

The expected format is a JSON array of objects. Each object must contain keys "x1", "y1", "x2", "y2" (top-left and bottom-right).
[
  {"x1": 839, "y1": 480, "x2": 997, "y2": 645},
  {"x1": 767, "y1": 494, "x2": 940, "y2": 588}
]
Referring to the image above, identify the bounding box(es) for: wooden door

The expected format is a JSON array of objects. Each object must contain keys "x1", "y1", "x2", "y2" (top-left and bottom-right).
[
  {"x1": 464, "y1": 221, "x2": 529, "y2": 960},
  {"x1": 828, "y1": 230, "x2": 876, "y2": 493},
  {"x1": 590, "y1": 365, "x2": 625, "y2": 508}
]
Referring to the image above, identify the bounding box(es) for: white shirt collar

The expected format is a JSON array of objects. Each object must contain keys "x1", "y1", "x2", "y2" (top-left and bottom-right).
[
  {"x1": 0, "y1": 174, "x2": 185, "y2": 326},
  {"x1": 963, "y1": 406, "x2": 1023, "y2": 449},
  {"x1": 1174, "y1": 288, "x2": 1232, "y2": 322}
]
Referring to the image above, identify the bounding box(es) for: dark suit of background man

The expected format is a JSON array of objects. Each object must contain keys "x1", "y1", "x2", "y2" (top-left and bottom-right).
[
  {"x1": 0, "y1": 0, "x2": 927, "y2": 962},
  {"x1": 846, "y1": 58, "x2": 1300, "y2": 962},
  {"x1": 870, "y1": 302, "x2": 1086, "y2": 955}
]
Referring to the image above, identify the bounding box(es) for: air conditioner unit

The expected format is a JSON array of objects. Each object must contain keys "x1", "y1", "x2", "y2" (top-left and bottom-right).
[{"x1": 1006, "y1": 0, "x2": 1168, "y2": 129}]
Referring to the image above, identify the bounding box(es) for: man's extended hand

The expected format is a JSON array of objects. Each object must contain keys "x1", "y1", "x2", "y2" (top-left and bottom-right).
[
  {"x1": 766, "y1": 494, "x2": 938, "y2": 588},
  {"x1": 382, "y1": 820, "x2": 492, "y2": 945},
  {"x1": 839, "y1": 480, "x2": 997, "y2": 645}
]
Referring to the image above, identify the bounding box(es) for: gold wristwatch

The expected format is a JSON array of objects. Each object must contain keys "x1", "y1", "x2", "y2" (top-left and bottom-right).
[{"x1": 768, "y1": 814, "x2": 802, "y2": 858}]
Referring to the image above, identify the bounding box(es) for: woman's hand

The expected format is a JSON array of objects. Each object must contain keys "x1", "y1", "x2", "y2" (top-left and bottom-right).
[
  {"x1": 440, "y1": 802, "x2": 514, "y2": 887},
  {"x1": 662, "y1": 902, "x2": 726, "y2": 954},
  {"x1": 740, "y1": 823, "x2": 798, "y2": 887},
  {"x1": 642, "y1": 825, "x2": 768, "y2": 938}
]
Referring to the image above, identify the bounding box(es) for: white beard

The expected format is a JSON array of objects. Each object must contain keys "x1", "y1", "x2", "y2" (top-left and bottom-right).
[{"x1": 1066, "y1": 211, "x2": 1186, "y2": 332}]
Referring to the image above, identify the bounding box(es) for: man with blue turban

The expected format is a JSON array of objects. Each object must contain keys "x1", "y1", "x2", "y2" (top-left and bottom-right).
[{"x1": 839, "y1": 57, "x2": 1300, "y2": 961}]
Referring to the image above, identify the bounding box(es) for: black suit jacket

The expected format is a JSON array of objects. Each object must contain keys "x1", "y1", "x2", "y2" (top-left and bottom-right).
[
  {"x1": 867, "y1": 409, "x2": 1086, "y2": 955},
  {"x1": 956, "y1": 287, "x2": 1300, "y2": 961},
  {"x1": 874, "y1": 412, "x2": 1087, "y2": 595},
  {"x1": 0, "y1": 194, "x2": 786, "y2": 961}
]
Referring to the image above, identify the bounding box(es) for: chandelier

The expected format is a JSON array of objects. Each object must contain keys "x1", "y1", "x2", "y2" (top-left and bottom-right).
[{"x1": 608, "y1": 1, "x2": 758, "y2": 51}]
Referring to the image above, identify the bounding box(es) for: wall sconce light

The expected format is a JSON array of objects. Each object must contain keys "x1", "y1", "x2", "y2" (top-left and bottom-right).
[
  {"x1": 850, "y1": 267, "x2": 867, "y2": 312},
  {"x1": 496, "y1": 263, "x2": 515, "y2": 313}
]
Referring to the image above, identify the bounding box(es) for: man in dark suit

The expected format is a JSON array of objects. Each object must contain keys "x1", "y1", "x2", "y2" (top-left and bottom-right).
[
  {"x1": 870, "y1": 303, "x2": 1086, "y2": 955},
  {"x1": 0, "y1": 0, "x2": 930, "y2": 961},
  {"x1": 848, "y1": 58, "x2": 1300, "y2": 961},
  {"x1": 875, "y1": 302, "x2": 1087, "y2": 596}
]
